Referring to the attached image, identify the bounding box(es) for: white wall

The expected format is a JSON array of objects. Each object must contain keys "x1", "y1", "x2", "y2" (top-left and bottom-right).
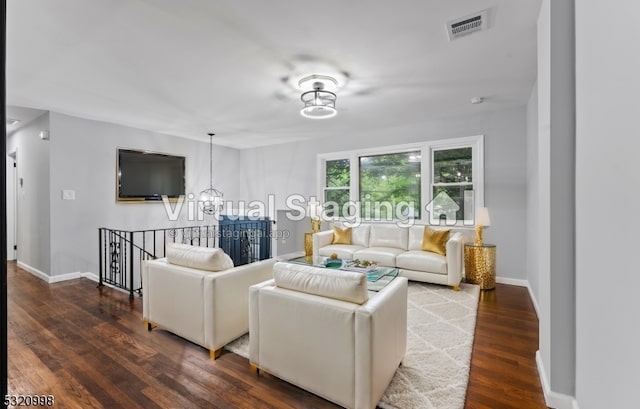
[
  {"x1": 6, "y1": 113, "x2": 51, "y2": 275},
  {"x1": 239, "y1": 107, "x2": 528, "y2": 281},
  {"x1": 526, "y1": 83, "x2": 539, "y2": 305},
  {"x1": 48, "y1": 112, "x2": 240, "y2": 277},
  {"x1": 574, "y1": 2, "x2": 640, "y2": 408},
  {"x1": 536, "y1": 1, "x2": 552, "y2": 394}
]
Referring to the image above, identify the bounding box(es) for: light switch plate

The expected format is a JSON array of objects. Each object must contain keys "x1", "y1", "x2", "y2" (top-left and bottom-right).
[{"x1": 62, "y1": 190, "x2": 76, "y2": 200}]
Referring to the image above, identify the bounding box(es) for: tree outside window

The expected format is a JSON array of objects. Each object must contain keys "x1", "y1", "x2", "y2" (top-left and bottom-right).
[
  {"x1": 319, "y1": 135, "x2": 483, "y2": 225},
  {"x1": 432, "y1": 147, "x2": 473, "y2": 221},
  {"x1": 324, "y1": 159, "x2": 350, "y2": 217},
  {"x1": 359, "y1": 151, "x2": 421, "y2": 220}
]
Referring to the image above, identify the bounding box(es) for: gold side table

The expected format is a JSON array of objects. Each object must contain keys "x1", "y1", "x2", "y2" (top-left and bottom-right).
[{"x1": 464, "y1": 243, "x2": 496, "y2": 290}]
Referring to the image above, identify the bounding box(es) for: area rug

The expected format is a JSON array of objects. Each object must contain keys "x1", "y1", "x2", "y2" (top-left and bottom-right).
[{"x1": 225, "y1": 282, "x2": 480, "y2": 409}]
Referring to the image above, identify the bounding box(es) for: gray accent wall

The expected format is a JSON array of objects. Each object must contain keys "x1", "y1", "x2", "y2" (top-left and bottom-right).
[
  {"x1": 239, "y1": 107, "x2": 529, "y2": 281},
  {"x1": 548, "y1": 0, "x2": 576, "y2": 396},
  {"x1": 6, "y1": 112, "x2": 51, "y2": 275},
  {"x1": 48, "y1": 112, "x2": 240, "y2": 277},
  {"x1": 532, "y1": 0, "x2": 577, "y2": 401},
  {"x1": 10, "y1": 112, "x2": 240, "y2": 278},
  {"x1": 575, "y1": 1, "x2": 640, "y2": 408}
]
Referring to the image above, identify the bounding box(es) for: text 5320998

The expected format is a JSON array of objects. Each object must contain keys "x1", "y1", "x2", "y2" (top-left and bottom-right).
[{"x1": 4, "y1": 395, "x2": 55, "y2": 407}]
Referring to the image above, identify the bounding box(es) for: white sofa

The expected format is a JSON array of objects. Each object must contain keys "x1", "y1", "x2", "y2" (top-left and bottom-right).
[
  {"x1": 142, "y1": 244, "x2": 276, "y2": 359},
  {"x1": 249, "y1": 262, "x2": 408, "y2": 409},
  {"x1": 313, "y1": 223, "x2": 463, "y2": 289}
]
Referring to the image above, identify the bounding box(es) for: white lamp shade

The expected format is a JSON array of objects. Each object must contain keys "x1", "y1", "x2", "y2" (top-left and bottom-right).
[
  {"x1": 307, "y1": 203, "x2": 323, "y2": 219},
  {"x1": 475, "y1": 207, "x2": 491, "y2": 227}
]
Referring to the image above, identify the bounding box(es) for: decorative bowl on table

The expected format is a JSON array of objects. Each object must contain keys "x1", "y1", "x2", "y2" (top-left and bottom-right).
[{"x1": 324, "y1": 258, "x2": 343, "y2": 268}]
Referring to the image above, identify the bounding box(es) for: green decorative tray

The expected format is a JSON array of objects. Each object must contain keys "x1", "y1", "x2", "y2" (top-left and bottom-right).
[{"x1": 324, "y1": 259, "x2": 343, "y2": 268}]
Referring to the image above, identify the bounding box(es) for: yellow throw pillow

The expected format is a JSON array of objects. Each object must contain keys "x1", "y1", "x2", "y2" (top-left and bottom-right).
[
  {"x1": 332, "y1": 226, "x2": 352, "y2": 244},
  {"x1": 422, "y1": 226, "x2": 450, "y2": 256}
]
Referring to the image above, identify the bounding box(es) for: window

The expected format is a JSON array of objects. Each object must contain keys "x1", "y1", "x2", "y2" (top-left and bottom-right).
[
  {"x1": 431, "y1": 147, "x2": 474, "y2": 222},
  {"x1": 318, "y1": 135, "x2": 483, "y2": 224},
  {"x1": 359, "y1": 151, "x2": 421, "y2": 219},
  {"x1": 323, "y1": 159, "x2": 350, "y2": 217},
  {"x1": 425, "y1": 136, "x2": 483, "y2": 224}
]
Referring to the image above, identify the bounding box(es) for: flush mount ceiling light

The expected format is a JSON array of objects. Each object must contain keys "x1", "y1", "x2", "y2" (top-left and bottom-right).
[{"x1": 299, "y1": 74, "x2": 338, "y2": 119}]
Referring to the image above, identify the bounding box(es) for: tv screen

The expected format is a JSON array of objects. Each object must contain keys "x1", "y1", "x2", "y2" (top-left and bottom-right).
[{"x1": 117, "y1": 149, "x2": 186, "y2": 201}]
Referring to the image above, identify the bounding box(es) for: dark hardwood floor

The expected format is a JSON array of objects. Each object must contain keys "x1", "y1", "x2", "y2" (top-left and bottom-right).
[{"x1": 6, "y1": 262, "x2": 547, "y2": 408}]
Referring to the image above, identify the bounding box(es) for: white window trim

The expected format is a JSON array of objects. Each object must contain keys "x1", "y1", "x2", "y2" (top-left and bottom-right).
[
  {"x1": 424, "y1": 135, "x2": 484, "y2": 225},
  {"x1": 317, "y1": 135, "x2": 484, "y2": 225}
]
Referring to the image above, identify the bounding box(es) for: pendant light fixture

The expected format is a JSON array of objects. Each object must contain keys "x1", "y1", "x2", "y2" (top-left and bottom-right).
[{"x1": 199, "y1": 132, "x2": 224, "y2": 215}]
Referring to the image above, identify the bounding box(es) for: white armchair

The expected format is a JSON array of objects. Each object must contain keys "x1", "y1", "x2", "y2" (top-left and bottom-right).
[
  {"x1": 142, "y1": 244, "x2": 276, "y2": 359},
  {"x1": 249, "y1": 262, "x2": 408, "y2": 409}
]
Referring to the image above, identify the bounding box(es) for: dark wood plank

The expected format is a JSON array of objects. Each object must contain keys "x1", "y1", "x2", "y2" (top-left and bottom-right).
[
  {"x1": 465, "y1": 284, "x2": 548, "y2": 409},
  {"x1": 7, "y1": 262, "x2": 546, "y2": 408}
]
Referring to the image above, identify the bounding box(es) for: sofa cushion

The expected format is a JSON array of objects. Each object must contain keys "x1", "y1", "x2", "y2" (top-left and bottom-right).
[
  {"x1": 318, "y1": 244, "x2": 364, "y2": 259},
  {"x1": 422, "y1": 226, "x2": 450, "y2": 256},
  {"x1": 369, "y1": 224, "x2": 409, "y2": 250},
  {"x1": 396, "y1": 250, "x2": 447, "y2": 275},
  {"x1": 166, "y1": 243, "x2": 233, "y2": 272},
  {"x1": 351, "y1": 224, "x2": 371, "y2": 247},
  {"x1": 272, "y1": 262, "x2": 368, "y2": 304},
  {"x1": 332, "y1": 226, "x2": 352, "y2": 244},
  {"x1": 354, "y1": 247, "x2": 406, "y2": 267},
  {"x1": 408, "y1": 225, "x2": 425, "y2": 250}
]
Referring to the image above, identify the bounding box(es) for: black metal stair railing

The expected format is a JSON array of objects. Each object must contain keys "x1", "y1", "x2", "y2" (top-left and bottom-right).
[{"x1": 98, "y1": 219, "x2": 272, "y2": 298}]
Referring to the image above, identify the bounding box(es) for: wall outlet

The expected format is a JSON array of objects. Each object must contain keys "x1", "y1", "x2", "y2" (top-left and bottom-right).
[{"x1": 62, "y1": 190, "x2": 76, "y2": 200}]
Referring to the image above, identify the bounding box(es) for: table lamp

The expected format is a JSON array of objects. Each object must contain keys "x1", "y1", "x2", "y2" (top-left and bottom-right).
[
  {"x1": 308, "y1": 203, "x2": 322, "y2": 234},
  {"x1": 474, "y1": 207, "x2": 491, "y2": 245}
]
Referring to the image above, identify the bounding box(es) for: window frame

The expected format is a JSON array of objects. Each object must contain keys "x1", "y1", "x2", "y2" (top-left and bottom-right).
[
  {"x1": 322, "y1": 157, "x2": 352, "y2": 218},
  {"x1": 317, "y1": 135, "x2": 484, "y2": 225},
  {"x1": 425, "y1": 137, "x2": 484, "y2": 225}
]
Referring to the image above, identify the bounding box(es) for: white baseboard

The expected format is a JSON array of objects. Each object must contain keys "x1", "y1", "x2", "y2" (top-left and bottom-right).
[
  {"x1": 536, "y1": 350, "x2": 577, "y2": 409},
  {"x1": 17, "y1": 261, "x2": 50, "y2": 282},
  {"x1": 527, "y1": 283, "x2": 541, "y2": 318},
  {"x1": 49, "y1": 272, "x2": 83, "y2": 283},
  {"x1": 17, "y1": 262, "x2": 109, "y2": 287},
  {"x1": 495, "y1": 276, "x2": 528, "y2": 287},
  {"x1": 15, "y1": 263, "x2": 134, "y2": 296},
  {"x1": 81, "y1": 272, "x2": 100, "y2": 283}
]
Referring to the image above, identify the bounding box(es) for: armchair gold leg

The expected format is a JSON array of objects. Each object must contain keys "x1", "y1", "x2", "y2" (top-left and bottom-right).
[
  {"x1": 452, "y1": 285, "x2": 460, "y2": 291},
  {"x1": 144, "y1": 320, "x2": 157, "y2": 331},
  {"x1": 210, "y1": 348, "x2": 223, "y2": 360},
  {"x1": 249, "y1": 364, "x2": 259, "y2": 374}
]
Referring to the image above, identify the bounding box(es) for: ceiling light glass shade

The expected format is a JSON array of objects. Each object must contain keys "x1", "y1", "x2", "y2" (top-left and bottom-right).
[
  {"x1": 300, "y1": 88, "x2": 337, "y2": 119},
  {"x1": 299, "y1": 76, "x2": 338, "y2": 119},
  {"x1": 198, "y1": 187, "x2": 224, "y2": 215}
]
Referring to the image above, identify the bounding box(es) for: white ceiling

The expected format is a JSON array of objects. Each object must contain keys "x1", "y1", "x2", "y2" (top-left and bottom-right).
[{"x1": 6, "y1": 0, "x2": 541, "y2": 149}]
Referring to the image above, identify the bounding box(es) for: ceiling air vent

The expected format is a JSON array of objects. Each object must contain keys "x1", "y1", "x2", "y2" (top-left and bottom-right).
[{"x1": 447, "y1": 9, "x2": 488, "y2": 41}]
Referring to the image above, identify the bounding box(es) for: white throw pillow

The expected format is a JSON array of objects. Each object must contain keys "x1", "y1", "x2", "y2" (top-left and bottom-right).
[
  {"x1": 166, "y1": 243, "x2": 234, "y2": 272},
  {"x1": 273, "y1": 262, "x2": 369, "y2": 304}
]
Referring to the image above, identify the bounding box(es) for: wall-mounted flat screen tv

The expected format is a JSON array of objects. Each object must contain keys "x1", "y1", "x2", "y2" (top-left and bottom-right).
[{"x1": 117, "y1": 149, "x2": 186, "y2": 201}]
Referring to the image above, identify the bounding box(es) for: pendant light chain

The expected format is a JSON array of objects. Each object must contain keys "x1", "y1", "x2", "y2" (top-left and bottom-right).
[{"x1": 209, "y1": 132, "x2": 214, "y2": 189}]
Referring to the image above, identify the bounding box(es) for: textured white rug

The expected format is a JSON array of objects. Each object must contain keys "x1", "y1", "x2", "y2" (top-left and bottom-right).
[{"x1": 225, "y1": 282, "x2": 480, "y2": 409}]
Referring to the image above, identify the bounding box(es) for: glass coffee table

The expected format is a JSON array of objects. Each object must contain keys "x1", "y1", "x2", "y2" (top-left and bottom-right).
[{"x1": 284, "y1": 255, "x2": 398, "y2": 292}]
